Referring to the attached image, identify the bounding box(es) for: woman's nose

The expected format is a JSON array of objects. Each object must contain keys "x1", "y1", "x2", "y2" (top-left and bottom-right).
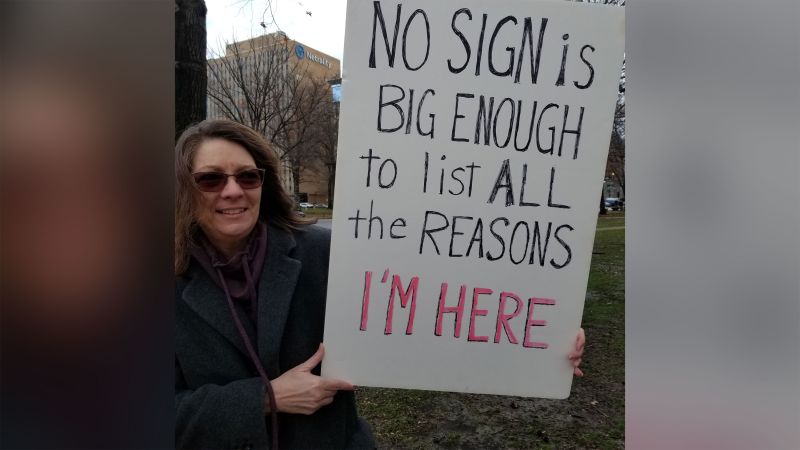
[{"x1": 219, "y1": 175, "x2": 244, "y2": 198}]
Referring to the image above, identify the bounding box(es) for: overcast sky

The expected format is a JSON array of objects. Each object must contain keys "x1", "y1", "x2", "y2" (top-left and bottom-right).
[{"x1": 206, "y1": 0, "x2": 348, "y2": 61}]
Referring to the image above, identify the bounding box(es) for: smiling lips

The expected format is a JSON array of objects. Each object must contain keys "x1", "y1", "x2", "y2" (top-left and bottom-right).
[{"x1": 217, "y1": 207, "x2": 248, "y2": 216}]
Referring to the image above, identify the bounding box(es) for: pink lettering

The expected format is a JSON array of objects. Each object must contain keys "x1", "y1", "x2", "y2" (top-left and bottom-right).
[
  {"x1": 468, "y1": 287, "x2": 493, "y2": 342},
  {"x1": 523, "y1": 297, "x2": 555, "y2": 348},
  {"x1": 384, "y1": 274, "x2": 420, "y2": 335},
  {"x1": 360, "y1": 271, "x2": 372, "y2": 331},
  {"x1": 494, "y1": 291, "x2": 524, "y2": 344},
  {"x1": 434, "y1": 283, "x2": 467, "y2": 337}
]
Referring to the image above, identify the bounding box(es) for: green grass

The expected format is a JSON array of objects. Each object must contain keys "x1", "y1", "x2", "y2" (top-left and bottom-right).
[
  {"x1": 597, "y1": 219, "x2": 625, "y2": 229},
  {"x1": 355, "y1": 215, "x2": 625, "y2": 449},
  {"x1": 597, "y1": 212, "x2": 626, "y2": 229},
  {"x1": 302, "y1": 207, "x2": 332, "y2": 219}
]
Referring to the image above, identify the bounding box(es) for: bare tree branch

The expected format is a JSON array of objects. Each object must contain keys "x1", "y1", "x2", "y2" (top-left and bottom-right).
[
  {"x1": 207, "y1": 34, "x2": 334, "y2": 195},
  {"x1": 571, "y1": 0, "x2": 626, "y2": 198}
]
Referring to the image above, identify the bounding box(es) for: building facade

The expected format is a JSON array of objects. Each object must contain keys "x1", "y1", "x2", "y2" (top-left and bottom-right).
[{"x1": 207, "y1": 32, "x2": 340, "y2": 201}]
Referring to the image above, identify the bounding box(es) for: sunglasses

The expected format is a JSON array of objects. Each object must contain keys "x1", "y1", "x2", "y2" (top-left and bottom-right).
[{"x1": 192, "y1": 168, "x2": 266, "y2": 192}]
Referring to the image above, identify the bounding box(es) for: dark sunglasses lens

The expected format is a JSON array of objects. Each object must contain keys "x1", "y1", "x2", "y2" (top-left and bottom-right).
[
  {"x1": 193, "y1": 173, "x2": 226, "y2": 191},
  {"x1": 235, "y1": 170, "x2": 263, "y2": 189}
]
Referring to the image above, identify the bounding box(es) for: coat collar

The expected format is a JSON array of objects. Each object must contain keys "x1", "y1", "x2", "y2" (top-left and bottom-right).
[{"x1": 181, "y1": 224, "x2": 302, "y2": 378}]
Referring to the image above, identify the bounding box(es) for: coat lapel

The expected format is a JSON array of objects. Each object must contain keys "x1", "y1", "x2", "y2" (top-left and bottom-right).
[
  {"x1": 257, "y1": 225, "x2": 302, "y2": 379},
  {"x1": 180, "y1": 265, "x2": 254, "y2": 358}
]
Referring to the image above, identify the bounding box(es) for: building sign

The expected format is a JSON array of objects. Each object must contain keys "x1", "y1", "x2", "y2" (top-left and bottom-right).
[
  {"x1": 323, "y1": 0, "x2": 624, "y2": 399},
  {"x1": 295, "y1": 43, "x2": 333, "y2": 69},
  {"x1": 294, "y1": 43, "x2": 305, "y2": 59}
]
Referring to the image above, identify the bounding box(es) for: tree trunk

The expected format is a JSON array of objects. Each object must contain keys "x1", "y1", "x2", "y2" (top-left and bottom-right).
[
  {"x1": 175, "y1": 0, "x2": 207, "y2": 139},
  {"x1": 327, "y1": 163, "x2": 336, "y2": 209},
  {"x1": 614, "y1": 173, "x2": 625, "y2": 198},
  {"x1": 600, "y1": 190, "x2": 607, "y2": 215},
  {"x1": 291, "y1": 165, "x2": 302, "y2": 198}
]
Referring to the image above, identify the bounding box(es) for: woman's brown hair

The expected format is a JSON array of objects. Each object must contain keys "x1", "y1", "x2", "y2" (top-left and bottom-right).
[{"x1": 175, "y1": 119, "x2": 312, "y2": 275}]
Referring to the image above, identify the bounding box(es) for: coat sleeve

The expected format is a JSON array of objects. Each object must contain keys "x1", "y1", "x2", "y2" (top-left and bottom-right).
[{"x1": 175, "y1": 358, "x2": 270, "y2": 450}]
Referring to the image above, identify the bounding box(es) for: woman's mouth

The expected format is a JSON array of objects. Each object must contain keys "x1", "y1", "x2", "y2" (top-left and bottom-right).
[{"x1": 216, "y1": 207, "x2": 247, "y2": 216}]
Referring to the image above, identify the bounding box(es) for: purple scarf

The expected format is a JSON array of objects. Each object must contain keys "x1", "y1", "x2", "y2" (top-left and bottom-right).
[
  {"x1": 190, "y1": 221, "x2": 268, "y2": 323},
  {"x1": 190, "y1": 221, "x2": 280, "y2": 449}
]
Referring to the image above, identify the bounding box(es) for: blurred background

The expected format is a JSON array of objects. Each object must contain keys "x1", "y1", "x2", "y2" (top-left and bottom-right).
[
  {"x1": 627, "y1": 0, "x2": 799, "y2": 448},
  {"x1": 0, "y1": 1, "x2": 173, "y2": 448},
  {"x1": 0, "y1": 0, "x2": 797, "y2": 449}
]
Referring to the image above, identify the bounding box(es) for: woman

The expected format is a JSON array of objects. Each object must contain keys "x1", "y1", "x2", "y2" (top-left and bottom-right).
[
  {"x1": 174, "y1": 119, "x2": 586, "y2": 449},
  {"x1": 175, "y1": 119, "x2": 375, "y2": 449}
]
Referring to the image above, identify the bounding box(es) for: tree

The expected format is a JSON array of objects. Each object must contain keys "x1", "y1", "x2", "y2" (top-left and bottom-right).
[
  {"x1": 569, "y1": 0, "x2": 625, "y2": 213},
  {"x1": 607, "y1": 91, "x2": 625, "y2": 194},
  {"x1": 308, "y1": 89, "x2": 340, "y2": 209},
  {"x1": 175, "y1": 0, "x2": 207, "y2": 139},
  {"x1": 206, "y1": 35, "x2": 331, "y2": 195},
  {"x1": 283, "y1": 76, "x2": 332, "y2": 195}
]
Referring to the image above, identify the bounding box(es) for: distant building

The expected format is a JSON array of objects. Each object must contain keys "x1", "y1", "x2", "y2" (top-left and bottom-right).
[{"x1": 207, "y1": 32, "x2": 340, "y2": 201}]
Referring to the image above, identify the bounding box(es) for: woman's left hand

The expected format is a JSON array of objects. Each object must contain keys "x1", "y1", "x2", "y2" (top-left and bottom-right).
[{"x1": 568, "y1": 328, "x2": 586, "y2": 377}]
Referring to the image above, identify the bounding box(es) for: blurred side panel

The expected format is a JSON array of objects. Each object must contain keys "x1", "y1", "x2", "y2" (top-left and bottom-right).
[
  {"x1": 0, "y1": 1, "x2": 174, "y2": 448},
  {"x1": 627, "y1": 0, "x2": 800, "y2": 448}
]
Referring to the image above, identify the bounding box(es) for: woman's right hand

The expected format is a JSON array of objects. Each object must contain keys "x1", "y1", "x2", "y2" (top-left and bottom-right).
[{"x1": 271, "y1": 344, "x2": 354, "y2": 415}]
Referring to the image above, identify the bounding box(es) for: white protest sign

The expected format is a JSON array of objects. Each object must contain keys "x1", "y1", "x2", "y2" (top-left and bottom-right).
[{"x1": 322, "y1": 0, "x2": 624, "y2": 399}]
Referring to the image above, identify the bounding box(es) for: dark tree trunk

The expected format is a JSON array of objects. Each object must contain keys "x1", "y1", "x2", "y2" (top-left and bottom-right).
[
  {"x1": 292, "y1": 165, "x2": 302, "y2": 198},
  {"x1": 614, "y1": 173, "x2": 625, "y2": 197},
  {"x1": 327, "y1": 164, "x2": 336, "y2": 209},
  {"x1": 175, "y1": 0, "x2": 207, "y2": 139},
  {"x1": 600, "y1": 190, "x2": 607, "y2": 215}
]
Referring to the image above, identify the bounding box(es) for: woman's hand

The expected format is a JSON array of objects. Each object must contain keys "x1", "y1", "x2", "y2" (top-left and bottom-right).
[
  {"x1": 271, "y1": 344, "x2": 353, "y2": 415},
  {"x1": 568, "y1": 328, "x2": 586, "y2": 377}
]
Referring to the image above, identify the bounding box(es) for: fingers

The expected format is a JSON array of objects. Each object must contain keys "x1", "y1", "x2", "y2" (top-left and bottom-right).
[
  {"x1": 297, "y1": 391, "x2": 335, "y2": 415},
  {"x1": 314, "y1": 381, "x2": 347, "y2": 411},
  {"x1": 320, "y1": 378, "x2": 354, "y2": 392},
  {"x1": 319, "y1": 395, "x2": 335, "y2": 407},
  {"x1": 298, "y1": 392, "x2": 336, "y2": 415},
  {"x1": 570, "y1": 328, "x2": 585, "y2": 377},
  {"x1": 298, "y1": 343, "x2": 325, "y2": 371},
  {"x1": 575, "y1": 328, "x2": 586, "y2": 351}
]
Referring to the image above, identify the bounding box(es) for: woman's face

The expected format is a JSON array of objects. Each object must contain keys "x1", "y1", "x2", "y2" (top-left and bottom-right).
[{"x1": 192, "y1": 138, "x2": 262, "y2": 252}]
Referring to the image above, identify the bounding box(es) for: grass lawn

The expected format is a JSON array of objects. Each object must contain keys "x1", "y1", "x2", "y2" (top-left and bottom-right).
[
  {"x1": 302, "y1": 207, "x2": 333, "y2": 219},
  {"x1": 355, "y1": 214, "x2": 625, "y2": 449},
  {"x1": 597, "y1": 212, "x2": 626, "y2": 230}
]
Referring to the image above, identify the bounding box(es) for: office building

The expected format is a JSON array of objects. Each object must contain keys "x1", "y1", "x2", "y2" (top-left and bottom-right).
[{"x1": 207, "y1": 32, "x2": 340, "y2": 201}]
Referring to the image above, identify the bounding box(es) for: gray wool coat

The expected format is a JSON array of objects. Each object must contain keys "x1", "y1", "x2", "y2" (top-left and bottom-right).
[{"x1": 176, "y1": 224, "x2": 375, "y2": 450}]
